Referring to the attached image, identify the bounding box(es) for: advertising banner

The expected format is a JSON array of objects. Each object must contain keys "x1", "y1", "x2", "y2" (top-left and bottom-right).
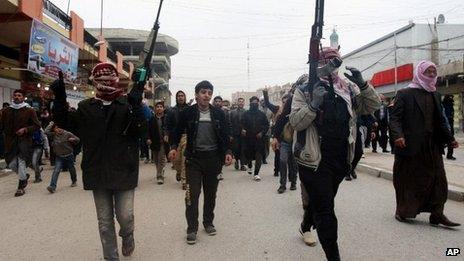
[{"x1": 27, "y1": 19, "x2": 79, "y2": 83}]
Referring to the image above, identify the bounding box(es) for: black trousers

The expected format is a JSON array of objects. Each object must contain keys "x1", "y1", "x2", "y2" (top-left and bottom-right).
[
  {"x1": 447, "y1": 122, "x2": 454, "y2": 158},
  {"x1": 185, "y1": 151, "x2": 222, "y2": 233},
  {"x1": 372, "y1": 125, "x2": 388, "y2": 151},
  {"x1": 232, "y1": 136, "x2": 246, "y2": 167},
  {"x1": 299, "y1": 143, "x2": 348, "y2": 261},
  {"x1": 274, "y1": 149, "x2": 280, "y2": 175},
  {"x1": 351, "y1": 130, "x2": 364, "y2": 173}
]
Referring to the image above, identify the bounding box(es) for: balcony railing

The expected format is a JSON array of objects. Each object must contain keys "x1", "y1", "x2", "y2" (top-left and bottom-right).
[{"x1": 42, "y1": 0, "x2": 72, "y2": 30}]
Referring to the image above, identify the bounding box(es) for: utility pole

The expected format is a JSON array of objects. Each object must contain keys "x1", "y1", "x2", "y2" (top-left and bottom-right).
[
  {"x1": 66, "y1": 0, "x2": 71, "y2": 15},
  {"x1": 394, "y1": 32, "x2": 398, "y2": 91},
  {"x1": 247, "y1": 37, "x2": 250, "y2": 90}
]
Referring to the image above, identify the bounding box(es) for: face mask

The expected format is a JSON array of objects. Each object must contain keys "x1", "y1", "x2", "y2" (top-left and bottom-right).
[{"x1": 250, "y1": 103, "x2": 259, "y2": 110}]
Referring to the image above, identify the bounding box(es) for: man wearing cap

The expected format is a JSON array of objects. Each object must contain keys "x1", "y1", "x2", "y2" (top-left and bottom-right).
[
  {"x1": 168, "y1": 81, "x2": 233, "y2": 245},
  {"x1": 51, "y1": 63, "x2": 146, "y2": 260}
]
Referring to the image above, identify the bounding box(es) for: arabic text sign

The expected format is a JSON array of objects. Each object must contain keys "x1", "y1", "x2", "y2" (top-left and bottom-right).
[{"x1": 28, "y1": 19, "x2": 79, "y2": 83}]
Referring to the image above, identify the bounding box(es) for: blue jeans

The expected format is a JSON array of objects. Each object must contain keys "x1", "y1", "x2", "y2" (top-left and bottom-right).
[
  {"x1": 279, "y1": 141, "x2": 297, "y2": 186},
  {"x1": 49, "y1": 154, "x2": 77, "y2": 189}
]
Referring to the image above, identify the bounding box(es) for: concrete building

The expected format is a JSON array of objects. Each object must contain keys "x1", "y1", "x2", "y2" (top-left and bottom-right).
[
  {"x1": 342, "y1": 21, "x2": 464, "y2": 132},
  {"x1": 257, "y1": 83, "x2": 292, "y2": 105},
  {"x1": 87, "y1": 28, "x2": 179, "y2": 106},
  {"x1": 0, "y1": 0, "x2": 132, "y2": 108}
]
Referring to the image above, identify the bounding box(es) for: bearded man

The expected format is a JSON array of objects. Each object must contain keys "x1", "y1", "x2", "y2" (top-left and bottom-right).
[
  {"x1": 390, "y1": 60, "x2": 460, "y2": 227},
  {"x1": 51, "y1": 63, "x2": 146, "y2": 260}
]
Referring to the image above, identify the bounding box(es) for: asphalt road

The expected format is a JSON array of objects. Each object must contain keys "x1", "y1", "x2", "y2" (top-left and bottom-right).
[{"x1": 0, "y1": 157, "x2": 462, "y2": 261}]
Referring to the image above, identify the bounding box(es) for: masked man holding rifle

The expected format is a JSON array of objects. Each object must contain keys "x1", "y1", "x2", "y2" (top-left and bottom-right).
[
  {"x1": 290, "y1": 47, "x2": 380, "y2": 260},
  {"x1": 52, "y1": 63, "x2": 146, "y2": 260}
]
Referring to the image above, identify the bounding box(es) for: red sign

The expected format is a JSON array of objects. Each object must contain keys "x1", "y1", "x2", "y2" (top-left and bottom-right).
[{"x1": 370, "y1": 63, "x2": 413, "y2": 88}]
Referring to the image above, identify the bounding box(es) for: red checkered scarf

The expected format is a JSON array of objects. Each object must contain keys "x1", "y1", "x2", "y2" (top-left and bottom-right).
[{"x1": 89, "y1": 63, "x2": 124, "y2": 102}]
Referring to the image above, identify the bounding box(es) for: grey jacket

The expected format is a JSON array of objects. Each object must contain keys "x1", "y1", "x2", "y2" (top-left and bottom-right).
[
  {"x1": 289, "y1": 83, "x2": 381, "y2": 168},
  {"x1": 45, "y1": 122, "x2": 80, "y2": 157}
]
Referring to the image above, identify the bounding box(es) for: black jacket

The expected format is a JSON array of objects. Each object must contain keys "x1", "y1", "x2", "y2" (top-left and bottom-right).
[
  {"x1": 170, "y1": 104, "x2": 231, "y2": 160},
  {"x1": 389, "y1": 88, "x2": 453, "y2": 156},
  {"x1": 241, "y1": 109, "x2": 270, "y2": 139},
  {"x1": 148, "y1": 115, "x2": 169, "y2": 153},
  {"x1": 76, "y1": 97, "x2": 146, "y2": 190},
  {"x1": 165, "y1": 103, "x2": 188, "y2": 137},
  {"x1": 229, "y1": 108, "x2": 246, "y2": 137}
]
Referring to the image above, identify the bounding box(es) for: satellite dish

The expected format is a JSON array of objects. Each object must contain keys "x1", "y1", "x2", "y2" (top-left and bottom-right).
[{"x1": 437, "y1": 14, "x2": 445, "y2": 24}]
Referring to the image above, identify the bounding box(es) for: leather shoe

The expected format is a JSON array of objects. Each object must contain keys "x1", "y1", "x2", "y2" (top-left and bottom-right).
[
  {"x1": 429, "y1": 214, "x2": 461, "y2": 227},
  {"x1": 395, "y1": 214, "x2": 408, "y2": 222}
]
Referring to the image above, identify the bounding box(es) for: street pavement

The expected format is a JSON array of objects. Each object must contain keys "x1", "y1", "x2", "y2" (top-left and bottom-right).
[
  {"x1": 0, "y1": 155, "x2": 463, "y2": 261},
  {"x1": 359, "y1": 147, "x2": 464, "y2": 189}
]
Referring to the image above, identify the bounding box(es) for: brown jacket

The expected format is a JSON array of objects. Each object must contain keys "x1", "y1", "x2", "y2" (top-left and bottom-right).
[{"x1": 0, "y1": 106, "x2": 41, "y2": 164}]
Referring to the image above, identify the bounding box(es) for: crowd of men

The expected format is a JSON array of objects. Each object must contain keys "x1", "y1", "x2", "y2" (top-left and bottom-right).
[{"x1": 0, "y1": 53, "x2": 461, "y2": 260}]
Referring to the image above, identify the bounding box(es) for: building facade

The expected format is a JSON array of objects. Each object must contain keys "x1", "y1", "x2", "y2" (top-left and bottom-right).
[
  {"x1": 87, "y1": 28, "x2": 179, "y2": 107},
  {"x1": 0, "y1": 0, "x2": 132, "y2": 109},
  {"x1": 342, "y1": 22, "x2": 464, "y2": 132}
]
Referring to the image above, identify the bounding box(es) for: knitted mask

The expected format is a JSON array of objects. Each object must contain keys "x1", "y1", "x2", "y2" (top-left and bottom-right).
[{"x1": 89, "y1": 63, "x2": 123, "y2": 102}]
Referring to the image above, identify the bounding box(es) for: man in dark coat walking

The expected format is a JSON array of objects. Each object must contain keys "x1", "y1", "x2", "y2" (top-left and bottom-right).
[
  {"x1": 390, "y1": 60, "x2": 460, "y2": 227},
  {"x1": 52, "y1": 63, "x2": 146, "y2": 259},
  {"x1": 229, "y1": 97, "x2": 247, "y2": 171},
  {"x1": 241, "y1": 96, "x2": 269, "y2": 181},
  {"x1": 1, "y1": 89, "x2": 41, "y2": 197},
  {"x1": 147, "y1": 100, "x2": 169, "y2": 184}
]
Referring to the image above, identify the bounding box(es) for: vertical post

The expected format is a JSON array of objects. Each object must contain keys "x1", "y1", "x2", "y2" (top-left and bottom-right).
[
  {"x1": 394, "y1": 32, "x2": 398, "y2": 91},
  {"x1": 247, "y1": 37, "x2": 250, "y2": 90},
  {"x1": 100, "y1": 0, "x2": 104, "y2": 38},
  {"x1": 66, "y1": 0, "x2": 71, "y2": 15}
]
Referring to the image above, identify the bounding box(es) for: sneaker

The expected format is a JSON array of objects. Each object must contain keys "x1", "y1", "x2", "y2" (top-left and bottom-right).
[
  {"x1": 299, "y1": 228, "x2": 317, "y2": 246},
  {"x1": 217, "y1": 173, "x2": 224, "y2": 181},
  {"x1": 157, "y1": 177, "x2": 164, "y2": 185},
  {"x1": 70, "y1": 182, "x2": 77, "y2": 187},
  {"x1": 186, "y1": 232, "x2": 197, "y2": 245},
  {"x1": 47, "y1": 186, "x2": 56, "y2": 193},
  {"x1": 253, "y1": 175, "x2": 261, "y2": 181},
  {"x1": 247, "y1": 167, "x2": 253, "y2": 175},
  {"x1": 277, "y1": 185, "x2": 286, "y2": 194},
  {"x1": 240, "y1": 166, "x2": 247, "y2": 171},
  {"x1": 204, "y1": 225, "x2": 217, "y2": 236},
  {"x1": 290, "y1": 182, "x2": 297, "y2": 190},
  {"x1": 447, "y1": 156, "x2": 457, "y2": 160}
]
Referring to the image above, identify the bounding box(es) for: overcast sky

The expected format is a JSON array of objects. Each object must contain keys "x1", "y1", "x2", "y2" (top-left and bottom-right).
[{"x1": 52, "y1": 0, "x2": 464, "y2": 101}]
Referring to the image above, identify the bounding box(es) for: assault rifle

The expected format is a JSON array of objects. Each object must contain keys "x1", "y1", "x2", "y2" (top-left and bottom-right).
[
  {"x1": 306, "y1": 0, "x2": 325, "y2": 94},
  {"x1": 135, "y1": 0, "x2": 165, "y2": 84}
]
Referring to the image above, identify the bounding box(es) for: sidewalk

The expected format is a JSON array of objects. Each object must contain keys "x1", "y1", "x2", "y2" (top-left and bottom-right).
[{"x1": 357, "y1": 147, "x2": 464, "y2": 202}]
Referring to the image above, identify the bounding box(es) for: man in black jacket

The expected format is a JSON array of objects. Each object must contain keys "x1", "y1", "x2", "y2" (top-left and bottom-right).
[
  {"x1": 168, "y1": 81, "x2": 233, "y2": 245},
  {"x1": 166, "y1": 90, "x2": 189, "y2": 189},
  {"x1": 52, "y1": 63, "x2": 146, "y2": 260},
  {"x1": 229, "y1": 98, "x2": 247, "y2": 171},
  {"x1": 372, "y1": 94, "x2": 390, "y2": 153},
  {"x1": 241, "y1": 96, "x2": 270, "y2": 181},
  {"x1": 147, "y1": 100, "x2": 169, "y2": 184}
]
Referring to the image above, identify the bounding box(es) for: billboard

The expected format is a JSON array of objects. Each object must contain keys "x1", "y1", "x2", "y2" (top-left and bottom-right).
[{"x1": 27, "y1": 19, "x2": 79, "y2": 83}]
